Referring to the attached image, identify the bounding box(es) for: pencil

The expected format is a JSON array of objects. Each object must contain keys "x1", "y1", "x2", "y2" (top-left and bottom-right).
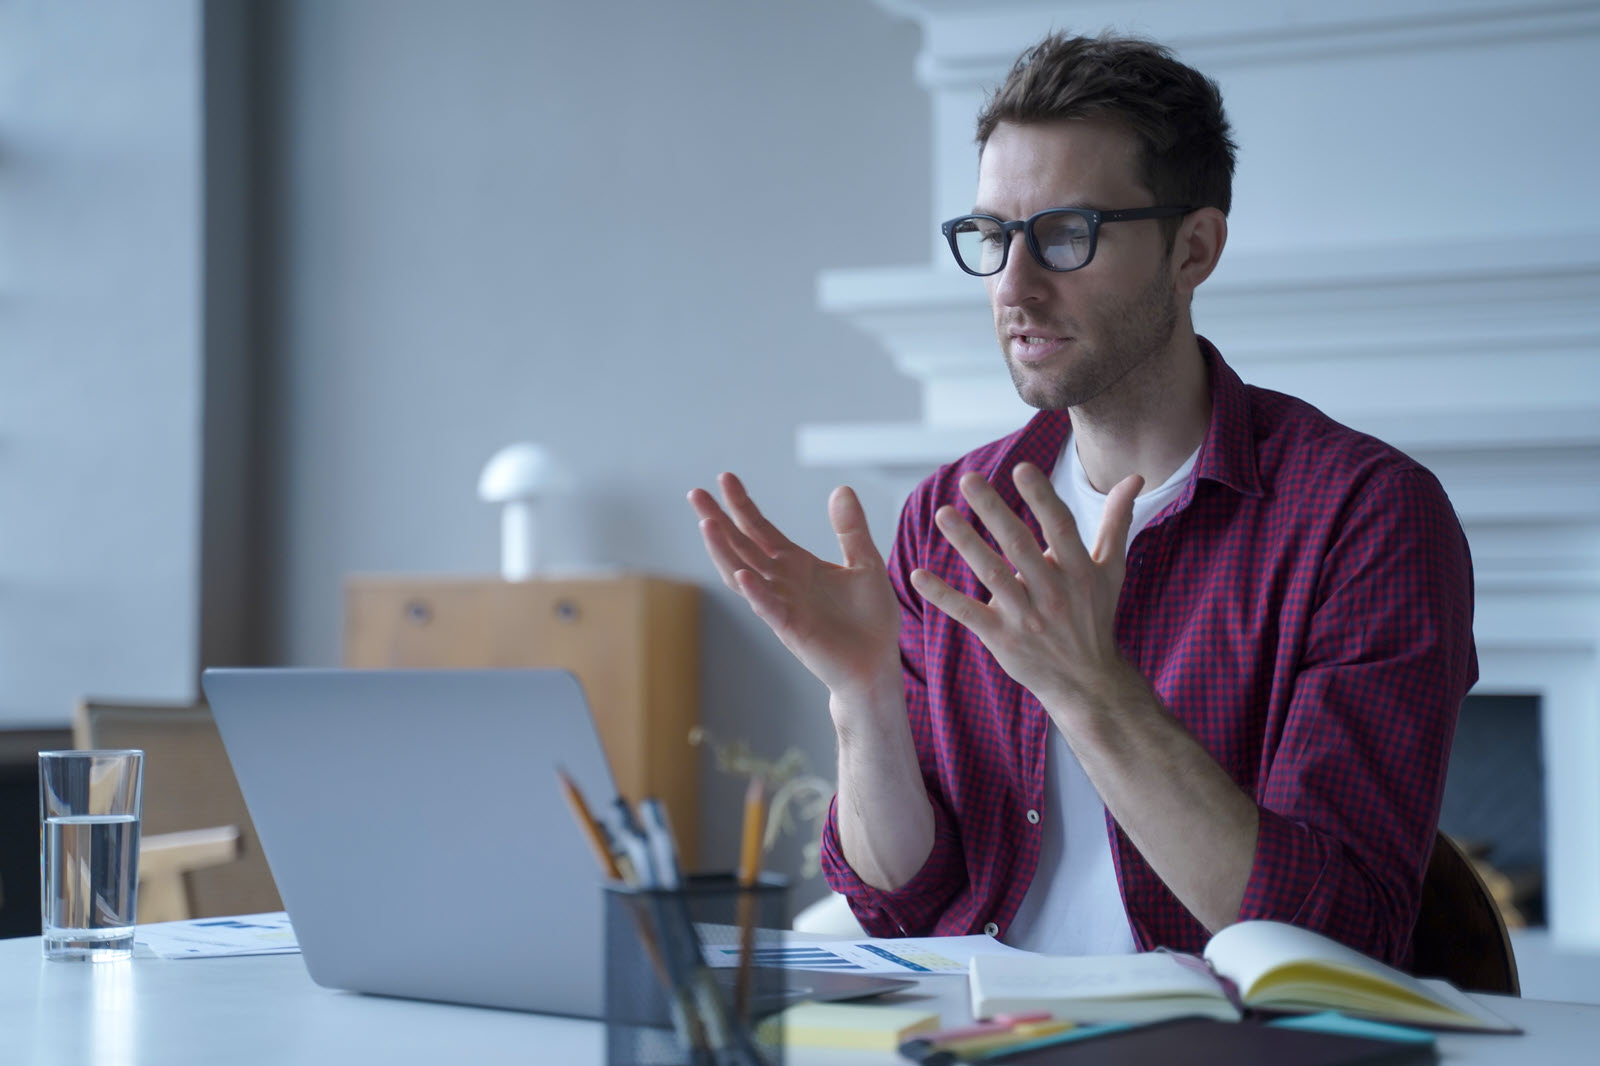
[
  {"x1": 558, "y1": 771, "x2": 712, "y2": 1060},
  {"x1": 556, "y1": 766, "x2": 621, "y2": 880},
  {"x1": 733, "y1": 774, "x2": 768, "y2": 1019},
  {"x1": 738, "y1": 776, "x2": 767, "y2": 888}
]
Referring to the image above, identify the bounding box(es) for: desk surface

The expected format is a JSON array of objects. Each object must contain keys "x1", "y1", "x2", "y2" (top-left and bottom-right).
[{"x1": 1, "y1": 935, "x2": 1596, "y2": 1065}]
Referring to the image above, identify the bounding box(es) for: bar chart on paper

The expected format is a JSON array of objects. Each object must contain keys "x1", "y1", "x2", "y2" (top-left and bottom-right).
[
  {"x1": 706, "y1": 933, "x2": 1031, "y2": 975},
  {"x1": 135, "y1": 912, "x2": 299, "y2": 959}
]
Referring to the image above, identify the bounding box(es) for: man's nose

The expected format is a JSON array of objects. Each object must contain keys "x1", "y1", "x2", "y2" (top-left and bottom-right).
[{"x1": 991, "y1": 232, "x2": 1049, "y2": 305}]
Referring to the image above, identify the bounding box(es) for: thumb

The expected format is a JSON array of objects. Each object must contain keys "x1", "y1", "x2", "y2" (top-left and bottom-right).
[
  {"x1": 1093, "y1": 474, "x2": 1145, "y2": 567},
  {"x1": 828, "y1": 486, "x2": 883, "y2": 568}
]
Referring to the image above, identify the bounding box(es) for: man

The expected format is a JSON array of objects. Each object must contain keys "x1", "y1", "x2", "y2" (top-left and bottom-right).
[{"x1": 687, "y1": 32, "x2": 1474, "y2": 966}]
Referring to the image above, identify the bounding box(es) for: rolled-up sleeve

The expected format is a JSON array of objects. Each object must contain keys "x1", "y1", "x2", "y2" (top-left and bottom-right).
[
  {"x1": 1239, "y1": 467, "x2": 1477, "y2": 965},
  {"x1": 819, "y1": 787, "x2": 967, "y2": 936}
]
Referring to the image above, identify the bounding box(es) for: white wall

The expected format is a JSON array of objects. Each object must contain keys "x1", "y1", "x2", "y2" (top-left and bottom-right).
[
  {"x1": 257, "y1": 0, "x2": 927, "y2": 890},
  {"x1": 0, "y1": 0, "x2": 206, "y2": 726}
]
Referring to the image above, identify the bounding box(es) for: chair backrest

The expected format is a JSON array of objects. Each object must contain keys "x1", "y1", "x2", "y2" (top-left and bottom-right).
[
  {"x1": 74, "y1": 699, "x2": 282, "y2": 919},
  {"x1": 138, "y1": 825, "x2": 242, "y2": 923},
  {"x1": 1409, "y1": 830, "x2": 1520, "y2": 996}
]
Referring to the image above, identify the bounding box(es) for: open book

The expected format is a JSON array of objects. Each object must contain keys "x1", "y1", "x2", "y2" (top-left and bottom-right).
[{"x1": 968, "y1": 920, "x2": 1517, "y2": 1033}]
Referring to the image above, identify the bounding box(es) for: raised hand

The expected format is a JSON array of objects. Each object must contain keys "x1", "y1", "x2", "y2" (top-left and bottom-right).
[
  {"x1": 909, "y1": 462, "x2": 1144, "y2": 715},
  {"x1": 687, "y1": 473, "x2": 901, "y2": 701}
]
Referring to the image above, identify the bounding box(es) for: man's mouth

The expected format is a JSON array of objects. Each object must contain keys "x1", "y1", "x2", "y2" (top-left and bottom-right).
[{"x1": 1009, "y1": 331, "x2": 1069, "y2": 363}]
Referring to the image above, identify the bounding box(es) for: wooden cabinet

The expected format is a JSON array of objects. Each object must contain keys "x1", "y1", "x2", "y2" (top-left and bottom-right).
[{"x1": 343, "y1": 575, "x2": 702, "y2": 865}]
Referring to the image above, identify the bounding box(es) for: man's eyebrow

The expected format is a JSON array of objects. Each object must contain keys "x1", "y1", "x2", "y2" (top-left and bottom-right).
[{"x1": 969, "y1": 201, "x2": 1099, "y2": 218}]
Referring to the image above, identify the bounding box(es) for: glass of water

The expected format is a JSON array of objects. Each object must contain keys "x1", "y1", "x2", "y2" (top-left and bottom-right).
[{"x1": 38, "y1": 749, "x2": 144, "y2": 961}]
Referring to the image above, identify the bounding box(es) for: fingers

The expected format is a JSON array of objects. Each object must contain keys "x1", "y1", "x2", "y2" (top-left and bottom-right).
[
  {"x1": 684, "y1": 484, "x2": 725, "y2": 524},
  {"x1": 694, "y1": 512, "x2": 756, "y2": 590},
  {"x1": 938, "y1": 463, "x2": 1140, "y2": 609},
  {"x1": 959, "y1": 469, "x2": 1075, "y2": 601},
  {"x1": 729, "y1": 567, "x2": 792, "y2": 631},
  {"x1": 908, "y1": 568, "x2": 992, "y2": 638},
  {"x1": 933, "y1": 501, "x2": 1029, "y2": 610},
  {"x1": 715, "y1": 472, "x2": 795, "y2": 556},
  {"x1": 1010, "y1": 463, "x2": 1089, "y2": 575},
  {"x1": 688, "y1": 487, "x2": 775, "y2": 587},
  {"x1": 687, "y1": 471, "x2": 801, "y2": 581}
]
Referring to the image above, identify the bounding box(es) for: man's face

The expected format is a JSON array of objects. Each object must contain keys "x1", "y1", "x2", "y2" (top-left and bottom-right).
[{"x1": 976, "y1": 119, "x2": 1180, "y2": 411}]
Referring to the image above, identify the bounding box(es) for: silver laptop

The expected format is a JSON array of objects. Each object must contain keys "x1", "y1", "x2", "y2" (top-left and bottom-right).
[
  {"x1": 201, "y1": 668, "x2": 618, "y2": 1017},
  {"x1": 201, "y1": 667, "x2": 915, "y2": 1018}
]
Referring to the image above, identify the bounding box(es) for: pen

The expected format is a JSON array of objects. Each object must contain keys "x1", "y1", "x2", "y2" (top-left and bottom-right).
[
  {"x1": 620, "y1": 798, "x2": 735, "y2": 1064},
  {"x1": 638, "y1": 797, "x2": 683, "y2": 891},
  {"x1": 613, "y1": 798, "x2": 658, "y2": 888},
  {"x1": 733, "y1": 775, "x2": 767, "y2": 1020},
  {"x1": 897, "y1": 1016, "x2": 1067, "y2": 1065},
  {"x1": 943, "y1": 1021, "x2": 1079, "y2": 1061},
  {"x1": 556, "y1": 767, "x2": 621, "y2": 881},
  {"x1": 559, "y1": 771, "x2": 714, "y2": 1063},
  {"x1": 963, "y1": 1020, "x2": 1130, "y2": 1061},
  {"x1": 916, "y1": 1012, "x2": 1055, "y2": 1044}
]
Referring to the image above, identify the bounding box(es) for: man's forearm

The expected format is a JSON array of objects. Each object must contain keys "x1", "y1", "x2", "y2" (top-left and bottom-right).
[
  {"x1": 831, "y1": 679, "x2": 936, "y2": 892},
  {"x1": 1058, "y1": 665, "x2": 1259, "y2": 934}
]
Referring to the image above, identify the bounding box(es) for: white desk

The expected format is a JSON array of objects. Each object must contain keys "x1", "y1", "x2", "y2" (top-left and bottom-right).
[{"x1": 1, "y1": 935, "x2": 1596, "y2": 1065}]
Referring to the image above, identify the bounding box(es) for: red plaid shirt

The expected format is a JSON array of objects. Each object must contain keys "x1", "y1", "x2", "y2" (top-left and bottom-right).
[{"x1": 820, "y1": 342, "x2": 1476, "y2": 966}]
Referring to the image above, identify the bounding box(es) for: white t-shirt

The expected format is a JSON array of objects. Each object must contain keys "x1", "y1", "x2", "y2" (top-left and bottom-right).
[{"x1": 1003, "y1": 431, "x2": 1199, "y2": 954}]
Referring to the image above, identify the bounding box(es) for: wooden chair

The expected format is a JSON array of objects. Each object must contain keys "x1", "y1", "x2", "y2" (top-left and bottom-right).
[
  {"x1": 1410, "y1": 830, "x2": 1521, "y2": 995},
  {"x1": 138, "y1": 825, "x2": 241, "y2": 923},
  {"x1": 74, "y1": 699, "x2": 282, "y2": 920}
]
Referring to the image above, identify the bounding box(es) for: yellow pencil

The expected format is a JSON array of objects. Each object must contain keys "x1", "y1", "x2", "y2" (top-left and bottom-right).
[
  {"x1": 734, "y1": 775, "x2": 768, "y2": 1019},
  {"x1": 556, "y1": 766, "x2": 621, "y2": 881}
]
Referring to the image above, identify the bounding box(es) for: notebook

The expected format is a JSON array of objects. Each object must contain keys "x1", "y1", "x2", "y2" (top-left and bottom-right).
[
  {"x1": 201, "y1": 668, "x2": 910, "y2": 1018},
  {"x1": 967, "y1": 920, "x2": 1515, "y2": 1033}
]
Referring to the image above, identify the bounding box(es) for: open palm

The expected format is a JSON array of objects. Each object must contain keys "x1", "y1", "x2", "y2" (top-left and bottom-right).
[{"x1": 688, "y1": 474, "x2": 900, "y2": 696}]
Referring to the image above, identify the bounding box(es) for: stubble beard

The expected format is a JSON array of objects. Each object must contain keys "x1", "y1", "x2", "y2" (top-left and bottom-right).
[{"x1": 1003, "y1": 267, "x2": 1180, "y2": 412}]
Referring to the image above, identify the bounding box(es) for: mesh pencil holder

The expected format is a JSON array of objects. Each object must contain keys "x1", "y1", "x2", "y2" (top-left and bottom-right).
[{"x1": 604, "y1": 873, "x2": 789, "y2": 1066}]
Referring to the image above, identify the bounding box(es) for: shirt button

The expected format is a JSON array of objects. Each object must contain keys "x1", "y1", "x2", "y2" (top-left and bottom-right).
[
  {"x1": 983, "y1": 922, "x2": 1000, "y2": 937},
  {"x1": 1026, "y1": 809, "x2": 1040, "y2": 825}
]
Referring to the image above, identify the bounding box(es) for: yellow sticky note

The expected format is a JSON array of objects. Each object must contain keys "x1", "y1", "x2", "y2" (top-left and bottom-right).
[{"x1": 759, "y1": 1001, "x2": 941, "y2": 1051}]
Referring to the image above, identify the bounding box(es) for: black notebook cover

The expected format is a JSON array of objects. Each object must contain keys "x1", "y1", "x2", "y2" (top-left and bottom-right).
[{"x1": 982, "y1": 1016, "x2": 1437, "y2": 1066}]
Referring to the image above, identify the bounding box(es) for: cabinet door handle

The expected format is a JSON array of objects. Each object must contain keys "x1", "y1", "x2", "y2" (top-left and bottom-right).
[
  {"x1": 553, "y1": 599, "x2": 581, "y2": 623},
  {"x1": 403, "y1": 599, "x2": 433, "y2": 624}
]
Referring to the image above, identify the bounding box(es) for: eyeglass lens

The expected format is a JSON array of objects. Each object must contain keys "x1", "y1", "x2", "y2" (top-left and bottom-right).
[{"x1": 950, "y1": 210, "x2": 1094, "y2": 275}]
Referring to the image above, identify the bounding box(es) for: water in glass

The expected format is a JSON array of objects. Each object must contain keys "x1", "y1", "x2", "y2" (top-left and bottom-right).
[{"x1": 42, "y1": 812, "x2": 140, "y2": 959}]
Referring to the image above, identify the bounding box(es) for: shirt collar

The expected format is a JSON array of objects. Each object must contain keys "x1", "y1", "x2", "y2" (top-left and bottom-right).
[{"x1": 1191, "y1": 337, "x2": 1264, "y2": 499}]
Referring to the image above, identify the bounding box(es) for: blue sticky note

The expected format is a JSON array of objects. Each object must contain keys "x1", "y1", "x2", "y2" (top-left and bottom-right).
[{"x1": 1268, "y1": 1011, "x2": 1437, "y2": 1045}]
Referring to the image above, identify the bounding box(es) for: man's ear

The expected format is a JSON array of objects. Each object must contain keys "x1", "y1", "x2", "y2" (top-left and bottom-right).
[{"x1": 1171, "y1": 207, "x2": 1227, "y2": 296}]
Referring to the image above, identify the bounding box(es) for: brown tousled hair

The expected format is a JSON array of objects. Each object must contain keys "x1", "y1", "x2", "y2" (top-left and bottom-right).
[{"x1": 976, "y1": 32, "x2": 1237, "y2": 228}]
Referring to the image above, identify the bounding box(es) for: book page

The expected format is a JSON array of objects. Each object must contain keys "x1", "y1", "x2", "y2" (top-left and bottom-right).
[
  {"x1": 972, "y1": 951, "x2": 1226, "y2": 1000},
  {"x1": 1202, "y1": 920, "x2": 1517, "y2": 1030},
  {"x1": 969, "y1": 952, "x2": 1243, "y2": 1023},
  {"x1": 1204, "y1": 920, "x2": 1441, "y2": 1005}
]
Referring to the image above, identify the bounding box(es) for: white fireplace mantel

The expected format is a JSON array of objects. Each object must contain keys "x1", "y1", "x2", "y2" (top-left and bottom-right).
[{"x1": 806, "y1": 0, "x2": 1600, "y2": 949}]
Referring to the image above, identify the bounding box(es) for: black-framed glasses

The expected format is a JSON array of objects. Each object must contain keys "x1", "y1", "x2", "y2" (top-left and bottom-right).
[{"x1": 940, "y1": 205, "x2": 1192, "y2": 276}]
